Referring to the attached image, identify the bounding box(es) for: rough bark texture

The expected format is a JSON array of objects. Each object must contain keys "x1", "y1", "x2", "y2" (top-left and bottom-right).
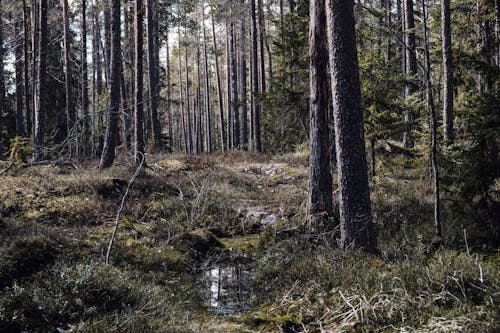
[
  {"x1": 212, "y1": 14, "x2": 226, "y2": 152},
  {"x1": 185, "y1": 39, "x2": 193, "y2": 154},
  {"x1": 250, "y1": 0, "x2": 262, "y2": 152},
  {"x1": 0, "y1": 1, "x2": 4, "y2": 154},
  {"x1": 99, "y1": 0, "x2": 121, "y2": 169},
  {"x1": 441, "y1": 0, "x2": 454, "y2": 142},
  {"x1": 403, "y1": 0, "x2": 417, "y2": 148},
  {"x1": 308, "y1": 0, "x2": 333, "y2": 219},
  {"x1": 34, "y1": 0, "x2": 48, "y2": 160},
  {"x1": 326, "y1": 0, "x2": 376, "y2": 251},
  {"x1": 146, "y1": 0, "x2": 162, "y2": 151},
  {"x1": 134, "y1": 0, "x2": 144, "y2": 165},
  {"x1": 165, "y1": 31, "x2": 172, "y2": 145}
]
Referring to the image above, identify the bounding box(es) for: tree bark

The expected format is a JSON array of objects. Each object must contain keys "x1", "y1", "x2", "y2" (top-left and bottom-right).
[
  {"x1": 211, "y1": 14, "x2": 226, "y2": 152},
  {"x1": 165, "y1": 30, "x2": 172, "y2": 148},
  {"x1": 81, "y1": 0, "x2": 90, "y2": 154},
  {"x1": 185, "y1": 32, "x2": 193, "y2": 154},
  {"x1": 33, "y1": 0, "x2": 48, "y2": 160},
  {"x1": 402, "y1": 0, "x2": 417, "y2": 148},
  {"x1": 99, "y1": 0, "x2": 121, "y2": 168},
  {"x1": 239, "y1": 6, "x2": 248, "y2": 150},
  {"x1": 423, "y1": 0, "x2": 442, "y2": 239},
  {"x1": 134, "y1": 0, "x2": 145, "y2": 165},
  {"x1": 250, "y1": 0, "x2": 261, "y2": 152},
  {"x1": 0, "y1": 0, "x2": 4, "y2": 154},
  {"x1": 308, "y1": 0, "x2": 333, "y2": 220},
  {"x1": 23, "y1": 0, "x2": 32, "y2": 137},
  {"x1": 63, "y1": 0, "x2": 74, "y2": 152},
  {"x1": 326, "y1": 0, "x2": 376, "y2": 251},
  {"x1": 15, "y1": 15, "x2": 25, "y2": 137},
  {"x1": 202, "y1": 4, "x2": 212, "y2": 153},
  {"x1": 146, "y1": 0, "x2": 162, "y2": 151},
  {"x1": 230, "y1": 14, "x2": 240, "y2": 149},
  {"x1": 442, "y1": 0, "x2": 454, "y2": 142}
]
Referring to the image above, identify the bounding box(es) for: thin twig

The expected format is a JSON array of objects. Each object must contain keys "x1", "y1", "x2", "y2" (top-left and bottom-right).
[
  {"x1": 105, "y1": 152, "x2": 145, "y2": 265},
  {"x1": 0, "y1": 162, "x2": 15, "y2": 176}
]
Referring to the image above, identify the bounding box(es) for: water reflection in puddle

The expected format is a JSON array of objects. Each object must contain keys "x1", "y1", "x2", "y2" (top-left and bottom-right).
[{"x1": 203, "y1": 258, "x2": 253, "y2": 315}]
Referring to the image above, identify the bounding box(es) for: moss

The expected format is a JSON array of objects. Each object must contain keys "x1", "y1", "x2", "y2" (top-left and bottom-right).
[
  {"x1": 171, "y1": 229, "x2": 224, "y2": 259},
  {"x1": 221, "y1": 235, "x2": 259, "y2": 255}
]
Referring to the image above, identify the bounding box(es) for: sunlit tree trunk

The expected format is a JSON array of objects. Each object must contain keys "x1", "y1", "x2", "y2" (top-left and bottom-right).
[
  {"x1": 211, "y1": 14, "x2": 226, "y2": 152},
  {"x1": 442, "y1": 0, "x2": 454, "y2": 142}
]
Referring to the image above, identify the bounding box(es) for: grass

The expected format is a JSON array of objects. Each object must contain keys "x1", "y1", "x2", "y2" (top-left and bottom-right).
[{"x1": 0, "y1": 152, "x2": 498, "y2": 332}]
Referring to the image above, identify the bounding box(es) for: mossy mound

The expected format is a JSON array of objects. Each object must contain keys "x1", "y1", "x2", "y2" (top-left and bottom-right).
[{"x1": 171, "y1": 228, "x2": 224, "y2": 259}]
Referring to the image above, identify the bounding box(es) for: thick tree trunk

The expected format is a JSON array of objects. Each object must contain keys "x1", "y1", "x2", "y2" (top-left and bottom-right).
[
  {"x1": 211, "y1": 14, "x2": 226, "y2": 152},
  {"x1": 250, "y1": 0, "x2": 261, "y2": 152},
  {"x1": 31, "y1": 0, "x2": 38, "y2": 127},
  {"x1": 257, "y1": 0, "x2": 266, "y2": 95},
  {"x1": 33, "y1": 0, "x2": 48, "y2": 160},
  {"x1": 326, "y1": 0, "x2": 376, "y2": 251},
  {"x1": 104, "y1": 4, "x2": 111, "y2": 85},
  {"x1": 423, "y1": 0, "x2": 442, "y2": 239},
  {"x1": 402, "y1": 0, "x2": 417, "y2": 148},
  {"x1": 308, "y1": 0, "x2": 333, "y2": 220},
  {"x1": 23, "y1": 0, "x2": 32, "y2": 137},
  {"x1": 239, "y1": 9, "x2": 248, "y2": 150},
  {"x1": 99, "y1": 0, "x2": 121, "y2": 168},
  {"x1": 134, "y1": 0, "x2": 145, "y2": 165},
  {"x1": 146, "y1": 0, "x2": 162, "y2": 151},
  {"x1": 442, "y1": 0, "x2": 454, "y2": 142}
]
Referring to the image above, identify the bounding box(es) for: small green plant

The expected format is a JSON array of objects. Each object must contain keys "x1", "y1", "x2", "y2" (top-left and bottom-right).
[{"x1": 8, "y1": 137, "x2": 33, "y2": 167}]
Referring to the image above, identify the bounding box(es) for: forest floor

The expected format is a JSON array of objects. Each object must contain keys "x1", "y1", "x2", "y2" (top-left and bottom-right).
[{"x1": 0, "y1": 151, "x2": 498, "y2": 332}]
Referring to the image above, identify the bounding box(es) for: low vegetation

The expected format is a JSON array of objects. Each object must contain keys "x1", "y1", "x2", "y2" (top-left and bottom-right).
[{"x1": 0, "y1": 152, "x2": 498, "y2": 332}]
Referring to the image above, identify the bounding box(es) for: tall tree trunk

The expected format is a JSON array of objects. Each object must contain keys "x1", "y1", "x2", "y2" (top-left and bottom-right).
[
  {"x1": 239, "y1": 7, "x2": 248, "y2": 150},
  {"x1": 423, "y1": 0, "x2": 442, "y2": 239},
  {"x1": 211, "y1": 14, "x2": 226, "y2": 152},
  {"x1": 99, "y1": 0, "x2": 121, "y2": 168},
  {"x1": 23, "y1": 0, "x2": 32, "y2": 137},
  {"x1": 63, "y1": 0, "x2": 74, "y2": 154},
  {"x1": 402, "y1": 0, "x2": 417, "y2": 148},
  {"x1": 165, "y1": 30, "x2": 172, "y2": 148},
  {"x1": 308, "y1": 0, "x2": 333, "y2": 221},
  {"x1": 326, "y1": 0, "x2": 376, "y2": 251},
  {"x1": 31, "y1": 0, "x2": 38, "y2": 128},
  {"x1": 496, "y1": 0, "x2": 500, "y2": 66},
  {"x1": 230, "y1": 13, "x2": 240, "y2": 149},
  {"x1": 442, "y1": 0, "x2": 454, "y2": 142},
  {"x1": 250, "y1": 0, "x2": 261, "y2": 152},
  {"x1": 134, "y1": 0, "x2": 145, "y2": 165},
  {"x1": 15, "y1": 15, "x2": 25, "y2": 137},
  {"x1": 146, "y1": 0, "x2": 162, "y2": 151},
  {"x1": 226, "y1": 19, "x2": 232, "y2": 149},
  {"x1": 178, "y1": 28, "x2": 187, "y2": 154},
  {"x1": 196, "y1": 38, "x2": 203, "y2": 154},
  {"x1": 257, "y1": 0, "x2": 266, "y2": 95},
  {"x1": 33, "y1": 0, "x2": 48, "y2": 160},
  {"x1": 82, "y1": 0, "x2": 90, "y2": 155},
  {"x1": 0, "y1": 0, "x2": 4, "y2": 154},
  {"x1": 202, "y1": 4, "x2": 212, "y2": 153},
  {"x1": 185, "y1": 34, "x2": 193, "y2": 154},
  {"x1": 104, "y1": 3, "x2": 111, "y2": 85}
]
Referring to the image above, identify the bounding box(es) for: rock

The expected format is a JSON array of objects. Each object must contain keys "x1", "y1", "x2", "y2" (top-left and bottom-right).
[
  {"x1": 261, "y1": 214, "x2": 278, "y2": 227},
  {"x1": 261, "y1": 165, "x2": 278, "y2": 176}
]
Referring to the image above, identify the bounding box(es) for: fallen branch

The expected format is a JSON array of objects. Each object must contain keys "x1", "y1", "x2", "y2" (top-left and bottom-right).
[
  {"x1": 105, "y1": 152, "x2": 145, "y2": 265},
  {"x1": 0, "y1": 162, "x2": 15, "y2": 176}
]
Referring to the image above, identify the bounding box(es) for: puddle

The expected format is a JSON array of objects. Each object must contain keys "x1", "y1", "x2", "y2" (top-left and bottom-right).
[{"x1": 202, "y1": 255, "x2": 254, "y2": 315}]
